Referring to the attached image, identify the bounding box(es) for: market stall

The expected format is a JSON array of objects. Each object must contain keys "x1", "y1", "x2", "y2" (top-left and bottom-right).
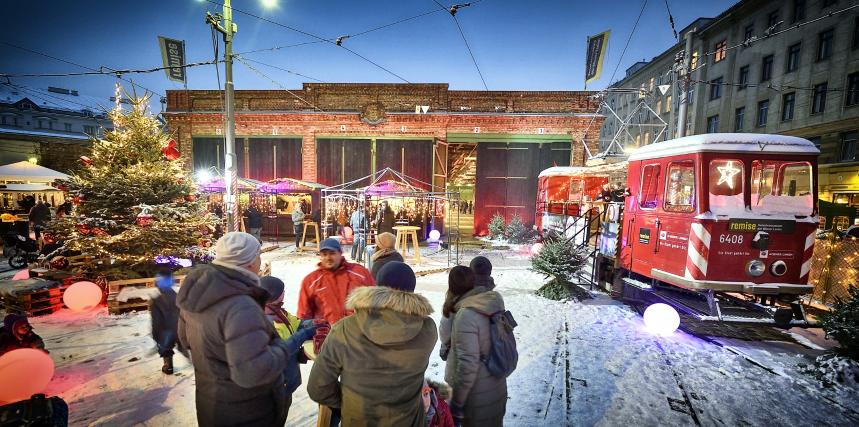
[
  {"x1": 258, "y1": 178, "x2": 326, "y2": 239},
  {"x1": 322, "y1": 167, "x2": 460, "y2": 266},
  {"x1": 0, "y1": 162, "x2": 70, "y2": 211},
  {"x1": 196, "y1": 173, "x2": 265, "y2": 236}
]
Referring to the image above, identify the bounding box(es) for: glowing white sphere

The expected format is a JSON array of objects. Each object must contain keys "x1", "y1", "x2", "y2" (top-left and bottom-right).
[
  {"x1": 12, "y1": 269, "x2": 30, "y2": 280},
  {"x1": 643, "y1": 303, "x2": 680, "y2": 335},
  {"x1": 530, "y1": 243, "x2": 544, "y2": 255},
  {"x1": 0, "y1": 348, "x2": 55, "y2": 404},
  {"x1": 428, "y1": 230, "x2": 441, "y2": 241},
  {"x1": 63, "y1": 281, "x2": 103, "y2": 312}
]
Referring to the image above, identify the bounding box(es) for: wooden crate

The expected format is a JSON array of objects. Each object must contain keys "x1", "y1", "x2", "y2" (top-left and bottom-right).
[
  {"x1": 5, "y1": 300, "x2": 64, "y2": 317},
  {"x1": 106, "y1": 275, "x2": 185, "y2": 315}
]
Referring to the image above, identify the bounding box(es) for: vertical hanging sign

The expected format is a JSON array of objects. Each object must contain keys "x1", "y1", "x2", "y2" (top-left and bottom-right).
[
  {"x1": 158, "y1": 36, "x2": 187, "y2": 84},
  {"x1": 585, "y1": 30, "x2": 610, "y2": 86}
]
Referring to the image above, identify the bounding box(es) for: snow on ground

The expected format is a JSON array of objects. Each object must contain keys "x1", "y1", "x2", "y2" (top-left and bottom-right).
[{"x1": 16, "y1": 247, "x2": 858, "y2": 426}]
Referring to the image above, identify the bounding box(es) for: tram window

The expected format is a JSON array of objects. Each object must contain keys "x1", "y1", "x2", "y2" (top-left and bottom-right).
[
  {"x1": 639, "y1": 164, "x2": 661, "y2": 209},
  {"x1": 751, "y1": 160, "x2": 814, "y2": 215},
  {"x1": 708, "y1": 159, "x2": 745, "y2": 214},
  {"x1": 664, "y1": 161, "x2": 696, "y2": 212}
]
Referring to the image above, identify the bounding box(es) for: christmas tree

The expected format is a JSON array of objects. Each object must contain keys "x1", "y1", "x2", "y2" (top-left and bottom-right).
[{"x1": 50, "y1": 87, "x2": 215, "y2": 279}]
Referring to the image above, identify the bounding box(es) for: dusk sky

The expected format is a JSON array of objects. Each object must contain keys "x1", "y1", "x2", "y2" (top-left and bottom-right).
[{"x1": 2, "y1": 0, "x2": 736, "y2": 110}]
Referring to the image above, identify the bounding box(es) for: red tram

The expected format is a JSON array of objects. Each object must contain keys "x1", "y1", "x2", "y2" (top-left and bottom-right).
[
  {"x1": 535, "y1": 167, "x2": 609, "y2": 240},
  {"x1": 585, "y1": 133, "x2": 819, "y2": 326}
]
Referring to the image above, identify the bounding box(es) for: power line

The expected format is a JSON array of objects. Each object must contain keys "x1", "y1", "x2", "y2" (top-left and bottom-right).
[
  {"x1": 0, "y1": 41, "x2": 165, "y2": 97},
  {"x1": 430, "y1": 1, "x2": 488, "y2": 90},
  {"x1": 203, "y1": 0, "x2": 410, "y2": 83},
  {"x1": 234, "y1": 56, "x2": 325, "y2": 112},
  {"x1": 3, "y1": 82, "x2": 110, "y2": 113},
  {"x1": 0, "y1": 59, "x2": 220, "y2": 79},
  {"x1": 347, "y1": 7, "x2": 446, "y2": 39},
  {"x1": 703, "y1": 3, "x2": 859, "y2": 57},
  {"x1": 608, "y1": 0, "x2": 649, "y2": 85},
  {"x1": 232, "y1": 56, "x2": 325, "y2": 82},
  {"x1": 693, "y1": 78, "x2": 846, "y2": 93},
  {"x1": 2, "y1": 83, "x2": 110, "y2": 127},
  {"x1": 663, "y1": 0, "x2": 678, "y2": 40},
  {"x1": 233, "y1": 40, "x2": 326, "y2": 56}
]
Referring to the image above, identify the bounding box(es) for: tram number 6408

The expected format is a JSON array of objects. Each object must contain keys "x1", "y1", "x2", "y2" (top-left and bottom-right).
[{"x1": 719, "y1": 234, "x2": 744, "y2": 244}]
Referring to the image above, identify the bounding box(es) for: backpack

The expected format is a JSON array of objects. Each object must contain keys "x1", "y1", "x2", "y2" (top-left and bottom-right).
[{"x1": 475, "y1": 309, "x2": 519, "y2": 378}]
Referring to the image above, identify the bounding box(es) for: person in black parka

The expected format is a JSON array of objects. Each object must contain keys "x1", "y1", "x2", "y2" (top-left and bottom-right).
[
  {"x1": 150, "y1": 268, "x2": 181, "y2": 374},
  {"x1": 0, "y1": 314, "x2": 46, "y2": 356}
]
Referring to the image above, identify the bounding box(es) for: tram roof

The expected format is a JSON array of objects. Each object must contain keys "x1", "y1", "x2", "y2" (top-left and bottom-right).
[{"x1": 627, "y1": 133, "x2": 820, "y2": 161}]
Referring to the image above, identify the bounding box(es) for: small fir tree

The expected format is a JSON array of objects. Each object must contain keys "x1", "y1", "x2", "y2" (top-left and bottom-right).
[
  {"x1": 488, "y1": 212, "x2": 506, "y2": 240},
  {"x1": 49, "y1": 88, "x2": 214, "y2": 278},
  {"x1": 820, "y1": 285, "x2": 859, "y2": 361},
  {"x1": 505, "y1": 213, "x2": 529, "y2": 243},
  {"x1": 531, "y1": 238, "x2": 589, "y2": 301}
]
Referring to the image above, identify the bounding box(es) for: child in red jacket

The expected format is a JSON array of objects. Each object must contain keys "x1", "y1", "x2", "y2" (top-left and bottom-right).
[{"x1": 423, "y1": 379, "x2": 454, "y2": 427}]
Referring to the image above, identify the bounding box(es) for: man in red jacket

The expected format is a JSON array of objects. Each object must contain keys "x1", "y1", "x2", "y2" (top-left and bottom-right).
[{"x1": 298, "y1": 238, "x2": 375, "y2": 324}]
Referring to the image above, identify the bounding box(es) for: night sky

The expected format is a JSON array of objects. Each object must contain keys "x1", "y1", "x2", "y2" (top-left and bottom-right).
[{"x1": 2, "y1": 0, "x2": 736, "y2": 110}]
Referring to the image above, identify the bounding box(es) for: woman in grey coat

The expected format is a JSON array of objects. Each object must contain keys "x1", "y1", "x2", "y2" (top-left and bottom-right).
[{"x1": 442, "y1": 266, "x2": 507, "y2": 427}]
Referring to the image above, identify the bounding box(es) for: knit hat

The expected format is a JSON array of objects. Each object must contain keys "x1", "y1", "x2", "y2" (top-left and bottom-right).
[
  {"x1": 448, "y1": 265, "x2": 475, "y2": 297},
  {"x1": 213, "y1": 232, "x2": 261, "y2": 268},
  {"x1": 259, "y1": 276, "x2": 285, "y2": 302},
  {"x1": 469, "y1": 256, "x2": 492, "y2": 277},
  {"x1": 376, "y1": 261, "x2": 417, "y2": 292},
  {"x1": 376, "y1": 232, "x2": 396, "y2": 250},
  {"x1": 3, "y1": 314, "x2": 28, "y2": 331}
]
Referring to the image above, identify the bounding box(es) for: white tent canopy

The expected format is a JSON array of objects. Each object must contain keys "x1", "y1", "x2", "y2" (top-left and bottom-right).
[{"x1": 0, "y1": 161, "x2": 70, "y2": 183}]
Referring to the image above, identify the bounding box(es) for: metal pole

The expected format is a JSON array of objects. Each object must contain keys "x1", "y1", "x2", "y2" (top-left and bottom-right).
[
  {"x1": 669, "y1": 53, "x2": 679, "y2": 140},
  {"x1": 676, "y1": 29, "x2": 695, "y2": 138}
]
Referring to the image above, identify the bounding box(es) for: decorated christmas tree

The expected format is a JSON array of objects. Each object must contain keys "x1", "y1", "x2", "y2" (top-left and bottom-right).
[{"x1": 50, "y1": 87, "x2": 214, "y2": 279}]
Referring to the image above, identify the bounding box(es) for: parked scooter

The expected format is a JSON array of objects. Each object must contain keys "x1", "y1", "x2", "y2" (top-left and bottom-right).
[{"x1": 3, "y1": 232, "x2": 40, "y2": 269}]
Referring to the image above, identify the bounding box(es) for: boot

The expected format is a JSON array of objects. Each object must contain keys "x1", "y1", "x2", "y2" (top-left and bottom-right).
[{"x1": 162, "y1": 356, "x2": 174, "y2": 374}]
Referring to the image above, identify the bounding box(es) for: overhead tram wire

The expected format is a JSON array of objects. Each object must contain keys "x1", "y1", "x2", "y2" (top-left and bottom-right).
[
  {"x1": 0, "y1": 59, "x2": 220, "y2": 79},
  {"x1": 430, "y1": 1, "x2": 488, "y2": 91},
  {"x1": 231, "y1": 57, "x2": 326, "y2": 83},
  {"x1": 202, "y1": 0, "x2": 410, "y2": 83},
  {"x1": 703, "y1": 3, "x2": 859, "y2": 58},
  {"x1": 0, "y1": 41, "x2": 165, "y2": 98},
  {"x1": 234, "y1": 56, "x2": 325, "y2": 113},
  {"x1": 607, "y1": 0, "x2": 649, "y2": 85},
  {"x1": 663, "y1": 0, "x2": 678, "y2": 40}
]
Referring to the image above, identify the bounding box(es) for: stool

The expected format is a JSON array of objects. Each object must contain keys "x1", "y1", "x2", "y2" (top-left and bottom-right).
[
  {"x1": 393, "y1": 225, "x2": 421, "y2": 263},
  {"x1": 298, "y1": 222, "x2": 320, "y2": 252}
]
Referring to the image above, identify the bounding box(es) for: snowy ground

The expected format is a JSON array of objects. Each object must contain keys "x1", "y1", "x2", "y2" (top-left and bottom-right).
[{"x1": 10, "y1": 246, "x2": 859, "y2": 426}]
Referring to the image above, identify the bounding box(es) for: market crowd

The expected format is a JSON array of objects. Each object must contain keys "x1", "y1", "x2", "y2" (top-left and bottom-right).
[{"x1": 171, "y1": 231, "x2": 512, "y2": 427}]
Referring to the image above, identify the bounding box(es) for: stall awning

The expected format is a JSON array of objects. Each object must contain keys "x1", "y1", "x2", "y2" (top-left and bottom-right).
[
  {"x1": 197, "y1": 177, "x2": 265, "y2": 193},
  {"x1": 259, "y1": 178, "x2": 326, "y2": 194},
  {"x1": 0, "y1": 183, "x2": 63, "y2": 192},
  {"x1": 0, "y1": 161, "x2": 70, "y2": 183}
]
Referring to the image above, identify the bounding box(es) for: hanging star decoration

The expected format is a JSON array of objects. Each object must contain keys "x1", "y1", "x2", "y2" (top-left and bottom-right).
[{"x1": 716, "y1": 161, "x2": 741, "y2": 189}]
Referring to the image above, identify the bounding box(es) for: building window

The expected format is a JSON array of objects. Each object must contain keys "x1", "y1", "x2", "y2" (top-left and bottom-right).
[
  {"x1": 47, "y1": 121, "x2": 53, "y2": 130},
  {"x1": 714, "y1": 40, "x2": 728, "y2": 62},
  {"x1": 64, "y1": 123, "x2": 72, "y2": 132},
  {"x1": 853, "y1": 16, "x2": 859, "y2": 50},
  {"x1": 665, "y1": 161, "x2": 696, "y2": 213},
  {"x1": 846, "y1": 72, "x2": 859, "y2": 106},
  {"x1": 743, "y1": 24, "x2": 754, "y2": 46},
  {"x1": 812, "y1": 82, "x2": 828, "y2": 114},
  {"x1": 735, "y1": 107, "x2": 745, "y2": 131},
  {"x1": 817, "y1": 29, "x2": 834, "y2": 61},
  {"x1": 707, "y1": 115, "x2": 720, "y2": 133},
  {"x1": 757, "y1": 100, "x2": 769, "y2": 126},
  {"x1": 786, "y1": 42, "x2": 801, "y2": 73},
  {"x1": 738, "y1": 65, "x2": 749, "y2": 90},
  {"x1": 710, "y1": 77, "x2": 723, "y2": 100},
  {"x1": 37, "y1": 119, "x2": 45, "y2": 129},
  {"x1": 688, "y1": 87, "x2": 695, "y2": 103},
  {"x1": 761, "y1": 55, "x2": 774, "y2": 82},
  {"x1": 665, "y1": 95, "x2": 671, "y2": 112},
  {"x1": 792, "y1": 0, "x2": 806, "y2": 23},
  {"x1": 782, "y1": 92, "x2": 795, "y2": 121},
  {"x1": 656, "y1": 100, "x2": 662, "y2": 114},
  {"x1": 841, "y1": 131, "x2": 857, "y2": 161},
  {"x1": 83, "y1": 125, "x2": 95, "y2": 135},
  {"x1": 767, "y1": 10, "x2": 780, "y2": 31}
]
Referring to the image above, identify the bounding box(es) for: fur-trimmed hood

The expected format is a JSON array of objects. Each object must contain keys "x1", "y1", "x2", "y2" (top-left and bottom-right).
[{"x1": 346, "y1": 286, "x2": 434, "y2": 346}]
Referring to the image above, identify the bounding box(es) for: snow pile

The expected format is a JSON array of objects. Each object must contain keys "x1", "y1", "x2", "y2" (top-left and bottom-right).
[{"x1": 799, "y1": 354, "x2": 859, "y2": 389}]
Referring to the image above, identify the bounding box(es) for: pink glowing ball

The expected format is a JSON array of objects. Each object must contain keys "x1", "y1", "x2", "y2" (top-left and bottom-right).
[
  {"x1": 530, "y1": 243, "x2": 544, "y2": 255},
  {"x1": 12, "y1": 269, "x2": 30, "y2": 280},
  {"x1": 0, "y1": 348, "x2": 55, "y2": 404},
  {"x1": 63, "y1": 281, "x2": 103, "y2": 312},
  {"x1": 643, "y1": 303, "x2": 681, "y2": 336}
]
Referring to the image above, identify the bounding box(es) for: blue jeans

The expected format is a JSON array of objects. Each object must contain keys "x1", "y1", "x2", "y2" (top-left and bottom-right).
[{"x1": 351, "y1": 235, "x2": 365, "y2": 261}]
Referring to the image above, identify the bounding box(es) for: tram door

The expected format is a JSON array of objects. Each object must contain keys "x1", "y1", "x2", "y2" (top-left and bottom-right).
[{"x1": 629, "y1": 161, "x2": 663, "y2": 276}]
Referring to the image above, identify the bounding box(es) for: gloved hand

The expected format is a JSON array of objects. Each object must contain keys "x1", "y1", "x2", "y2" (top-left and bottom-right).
[
  {"x1": 298, "y1": 319, "x2": 316, "y2": 330},
  {"x1": 449, "y1": 401, "x2": 464, "y2": 426},
  {"x1": 293, "y1": 322, "x2": 319, "y2": 342}
]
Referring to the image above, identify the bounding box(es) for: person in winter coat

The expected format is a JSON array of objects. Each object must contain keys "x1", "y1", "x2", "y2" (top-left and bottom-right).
[
  {"x1": 292, "y1": 203, "x2": 305, "y2": 248},
  {"x1": 28, "y1": 200, "x2": 51, "y2": 241},
  {"x1": 150, "y1": 269, "x2": 180, "y2": 374},
  {"x1": 243, "y1": 205, "x2": 264, "y2": 243},
  {"x1": 370, "y1": 232, "x2": 403, "y2": 280},
  {"x1": 307, "y1": 261, "x2": 438, "y2": 427},
  {"x1": 349, "y1": 208, "x2": 366, "y2": 262},
  {"x1": 260, "y1": 275, "x2": 319, "y2": 420},
  {"x1": 177, "y1": 232, "x2": 311, "y2": 426},
  {"x1": 442, "y1": 266, "x2": 508, "y2": 427},
  {"x1": 424, "y1": 379, "x2": 455, "y2": 427},
  {"x1": 0, "y1": 314, "x2": 46, "y2": 356},
  {"x1": 469, "y1": 256, "x2": 496, "y2": 291},
  {"x1": 375, "y1": 201, "x2": 396, "y2": 235},
  {"x1": 297, "y1": 238, "x2": 375, "y2": 325}
]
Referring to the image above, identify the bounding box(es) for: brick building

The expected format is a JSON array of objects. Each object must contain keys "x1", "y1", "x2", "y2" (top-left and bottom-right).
[{"x1": 164, "y1": 83, "x2": 601, "y2": 235}]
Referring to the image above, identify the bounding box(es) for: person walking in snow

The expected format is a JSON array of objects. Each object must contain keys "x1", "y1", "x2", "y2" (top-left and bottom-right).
[
  {"x1": 177, "y1": 232, "x2": 308, "y2": 426},
  {"x1": 292, "y1": 202, "x2": 305, "y2": 248},
  {"x1": 442, "y1": 266, "x2": 508, "y2": 427},
  {"x1": 260, "y1": 275, "x2": 319, "y2": 420},
  {"x1": 370, "y1": 232, "x2": 403, "y2": 281},
  {"x1": 349, "y1": 207, "x2": 366, "y2": 262},
  {"x1": 307, "y1": 261, "x2": 437, "y2": 427},
  {"x1": 150, "y1": 267, "x2": 181, "y2": 374},
  {"x1": 297, "y1": 238, "x2": 375, "y2": 325},
  {"x1": 243, "y1": 204, "x2": 264, "y2": 243}
]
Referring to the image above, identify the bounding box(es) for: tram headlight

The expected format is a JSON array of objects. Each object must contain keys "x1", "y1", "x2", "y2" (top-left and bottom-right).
[
  {"x1": 770, "y1": 260, "x2": 788, "y2": 277},
  {"x1": 746, "y1": 260, "x2": 766, "y2": 277}
]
